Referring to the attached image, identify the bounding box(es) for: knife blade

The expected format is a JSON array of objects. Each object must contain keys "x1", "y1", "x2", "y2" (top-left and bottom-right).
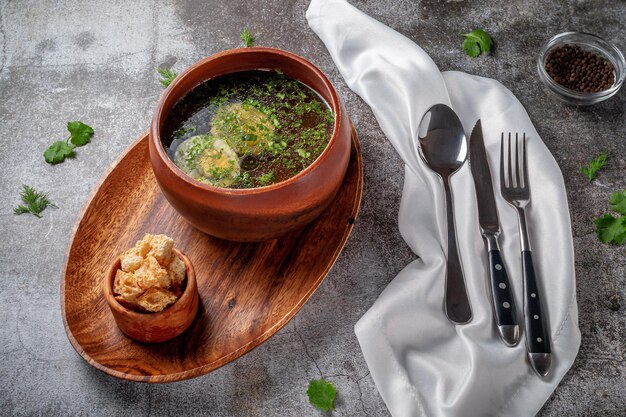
[{"x1": 469, "y1": 120, "x2": 519, "y2": 346}]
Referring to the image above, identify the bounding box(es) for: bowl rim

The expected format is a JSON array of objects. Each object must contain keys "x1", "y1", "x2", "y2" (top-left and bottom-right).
[
  {"x1": 103, "y1": 248, "x2": 196, "y2": 320},
  {"x1": 537, "y1": 31, "x2": 626, "y2": 100},
  {"x1": 150, "y1": 46, "x2": 343, "y2": 195}
]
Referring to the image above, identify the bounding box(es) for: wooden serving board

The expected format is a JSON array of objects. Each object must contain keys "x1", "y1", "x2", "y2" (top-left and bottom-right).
[{"x1": 61, "y1": 127, "x2": 362, "y2": 382}]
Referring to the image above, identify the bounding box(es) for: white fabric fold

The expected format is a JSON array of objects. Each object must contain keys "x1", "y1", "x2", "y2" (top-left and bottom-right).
[{"x1": 307, "y1": 1, "x2": 580, "y2": 416}]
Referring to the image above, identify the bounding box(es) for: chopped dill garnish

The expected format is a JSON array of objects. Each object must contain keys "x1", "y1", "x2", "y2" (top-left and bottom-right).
[
  {"x1": 13, "y1": 185, "x2": 57, "y2": 218},
  {"x1": 156, "y1": 67, "x2": 177, "y2": 88},
  {"x1": 580, "y1": 152, "x2": 607, "y2": 183},
  {"x1": 240, "y1": 28, "x2": 254, "y2": 47}
]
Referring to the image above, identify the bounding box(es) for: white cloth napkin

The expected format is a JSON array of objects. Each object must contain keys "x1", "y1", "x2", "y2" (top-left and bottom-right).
[{"x1": 306, "y1": 1, "x2": 581, "y2": 416}]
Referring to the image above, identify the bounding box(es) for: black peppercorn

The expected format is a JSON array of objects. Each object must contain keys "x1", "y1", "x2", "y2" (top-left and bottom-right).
[{"x1": 545, "y1": 44, "x2": 615, "y2": 93}]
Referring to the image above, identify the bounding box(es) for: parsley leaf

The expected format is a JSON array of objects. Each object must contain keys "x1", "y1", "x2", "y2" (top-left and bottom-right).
[
  {"x1": 462, "y1": 29, "x2": 493, "y2": 58},
  {"x1": 13, "y1": 185, "x2": 57, "y2": 218},
  {"x1": 67, "y1": 121, "x2": 94, "y2": 146},
  {"x1": 43, "y1": 121, "x2": 94, "y2": 164},
  {"x1": 240, "y1": 28, "x2": 254, "y2": 47},
  {"x1": 157, "y1": 67, "x2": 177, "y2": 87},
  {"x1": 44, "y1": 141, "x2": 75, "y2": 164},
  {"x1": 609, "y1": 190, "x2": 626, "y2": 215},
  {"x1": 595, "y1": 214, "x2": 626, "y2": 245},
  {"x1": 579, "y1": 152, "x2": 607, "y2": 182},
  {"x1": 307, "y1": 379, "x2": 336, "y2": 411}
]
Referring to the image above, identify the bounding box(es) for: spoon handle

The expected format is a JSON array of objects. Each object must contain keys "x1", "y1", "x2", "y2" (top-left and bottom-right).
[{"x1": 443, "y1": 178, "x2": 472, "y2": 324}]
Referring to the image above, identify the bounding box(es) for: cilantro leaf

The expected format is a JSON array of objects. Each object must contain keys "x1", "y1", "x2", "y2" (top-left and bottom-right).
[
  {"x1": 462, "y1": 29, "x2": 493, "y2": 58},
  {"x1": 463, "y1": 41, "x2": 481, "y2": 58},
  {"x1": 13, "y1": 185, "x2": 57, "y2": 218},
  {"x1": 156, "y1": 67, "x2": 177, "y2": 88},
  {"x1": 609, "y1": 190, "x2": 626, "y2": 215},
  {"x1": 595, "y1": 214, "x2": 626, "y2": 245},
  {"x1": 240, "y1": 28, "x2": 254, "y2": 47},
  {"x1": 44, "y1": 141, "x2": 75, "y2": 164},
  {"x1": 307, "y1": 379, "x2": 336, "y2": 411},
  {"x1": 67, "y1": 121, "x2": 94, "y2": 146},
  {"x1": 579, "y1": 152, "x2": 607, "y2": 182}
]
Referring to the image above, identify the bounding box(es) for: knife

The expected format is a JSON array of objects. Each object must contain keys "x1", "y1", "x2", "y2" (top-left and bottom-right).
[{"x1": 469, "y1": 120, "x2": 520, "y2": 346}]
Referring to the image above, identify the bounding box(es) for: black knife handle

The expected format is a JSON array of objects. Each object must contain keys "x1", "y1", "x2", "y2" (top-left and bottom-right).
[
  {"x1": 488, "y1": 249, "x2": 517, "y2": 328},
  {"x1": 522, "y1": 250, "x2": 551, "y2": 354}
]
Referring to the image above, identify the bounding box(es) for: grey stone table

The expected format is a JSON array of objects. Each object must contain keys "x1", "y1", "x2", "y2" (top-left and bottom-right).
[{"x1": 0, "y1": 0, "x2": 624, "y2": 415}]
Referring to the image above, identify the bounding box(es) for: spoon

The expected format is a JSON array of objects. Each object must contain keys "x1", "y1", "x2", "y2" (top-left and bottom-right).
[{"x1": 417, "y1": 104, "x2": 472, "y2": 324}]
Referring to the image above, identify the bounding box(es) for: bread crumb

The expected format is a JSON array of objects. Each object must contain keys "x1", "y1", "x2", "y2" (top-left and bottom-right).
[
  {"x1": 120, "y1": 253, "x2": 143, "y2": 272},
  {"x1": 113, "y1": 234, "x2": 186, "y2": 313},
  {"x1": 114, "y1": 270, "x2": 144, "y2": 302},
  {"x1": 135, "y1": 255, "x2": 171, "y2": 289},
  {"x1": 168, "y1": 256, "x2": 186, "y2": 289},
  {"x1": 147, "y1": 234, "x2": 174, "y2": 265},
  {"x1": 137, "y1": 288, "x2": 178, "y2": 312}
]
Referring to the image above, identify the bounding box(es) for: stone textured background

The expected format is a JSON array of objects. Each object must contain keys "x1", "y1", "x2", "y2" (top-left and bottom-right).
[{"x1": 0, "y1": 0, "x2": 624, "y2": 416}]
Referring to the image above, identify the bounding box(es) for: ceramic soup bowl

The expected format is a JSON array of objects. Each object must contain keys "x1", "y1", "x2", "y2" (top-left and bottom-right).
[{"x1": 149, "y1": 47, "x2": 351, "y2": 242}]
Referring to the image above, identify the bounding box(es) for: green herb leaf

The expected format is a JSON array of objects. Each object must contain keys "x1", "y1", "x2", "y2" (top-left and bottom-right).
[
  {"x1": 307, "y1": 379, "x2": 336, "y2": 412},
  {"x1": 240, "y1": 28, "x2": 254, "y2": 47},
  {"x1": 609, "y1": 190, "x2": 626, "y2": 215},
  {"x1": 157, "y1": 67, "x2": 177, "y2": 87},
  {"x1": 257, "y1": 170, "x2": 275, "y2": 185},
  {"x1": 44, "y1": 141, "x2": 75, "y2": 164},
  {"x1": 13, "y1": 205, "x2": 31, "y2": 215},
  {"x1": 13, "y1": 185, "x2": 57, "y2": 218},
  {"x1": 67, "y1": 121, "x2": 94, "y2": 146},
  {"x1": 595, "y1": 214, "x2": 626, "y2": 245},
  {"x1": 579, "y1": 152, "x2": 607, "y2": 182},
  {"x1": 462, "y1": 28, "x2": 493, "y2": 58}
]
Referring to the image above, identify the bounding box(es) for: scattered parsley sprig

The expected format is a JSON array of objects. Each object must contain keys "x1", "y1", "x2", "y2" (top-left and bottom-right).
[
  {"x1": 307, "y1": 379, "x2": 337, "y2": 411},
  {"x1": 595, "y1": 190, "x2": 626, "y2": 245},
  {"x1": 43, "y1": 121, "x2": 94, "y2": 165},
  {"x1": 580, "y1": 152, "x2": 607, "y2": 182},
  {"x1": 13, "y1": 185, "x2": 57, "y2": 218},
  {"x1": 240, "y1": 28, "x2": 254, "y2": 47},
  {"x1": 156, "y1": 67, "x2": 177, "y2": 87},
  {"x1": 462, "y1": 28, "x2": 493, "y2": 58}
]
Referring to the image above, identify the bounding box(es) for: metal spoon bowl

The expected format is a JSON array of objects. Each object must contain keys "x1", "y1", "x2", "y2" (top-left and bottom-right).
[{"x1": 417, "y1": 104, "x2": 472, "y2": 324}]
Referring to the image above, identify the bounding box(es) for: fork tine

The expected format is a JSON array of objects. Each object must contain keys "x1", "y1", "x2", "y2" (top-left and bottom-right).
[
  {"x1": 522, "y1": 133, "x2": 528, "y2": 189},
  {"x1": 500, "y1": 133, "x2": 506, "y2": 191},
  {"x1": 507, "y1": 133, "x2": 513, "y2": 189},
  {"x1": 515, "y1": 133, "x2": 520, "y2": 188}
]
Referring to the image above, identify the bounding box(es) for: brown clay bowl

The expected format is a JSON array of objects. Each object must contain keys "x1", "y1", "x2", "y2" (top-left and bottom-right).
[
  {"x1": 103, "y1": 249, "x2": 199, "y2": 343},
  {"x1": 149, "y1": 47, "x2": 352, "y2": 242}
]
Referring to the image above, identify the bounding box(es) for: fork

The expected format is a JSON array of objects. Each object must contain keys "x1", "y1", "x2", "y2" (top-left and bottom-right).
[{"x1": 500, "y1": 133, "x2": 551, "y2": 377}]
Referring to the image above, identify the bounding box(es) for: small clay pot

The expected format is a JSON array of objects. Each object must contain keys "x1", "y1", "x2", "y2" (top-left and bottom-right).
[
  {"x1": 149, "y1": 47, "x2": 352, "y2": 242},
  {"x1": 103, "y1": 249, "x2": 199, "y2": 343}
]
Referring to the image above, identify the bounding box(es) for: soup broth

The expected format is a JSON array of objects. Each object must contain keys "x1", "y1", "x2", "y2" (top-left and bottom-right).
[{"x1": 163, "y1": 70, "x2": 335, "y2": 188}]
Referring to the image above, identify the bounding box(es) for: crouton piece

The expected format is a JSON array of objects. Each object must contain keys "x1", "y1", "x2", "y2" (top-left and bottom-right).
[
  {"x1": 134, "y1": 236, "x2": 152, "y2": 257},
  {"x1": 113, "y1": 234, "x2": 185, "y2": 313},
  {"x1": 168, "y1": 256, "x2": 186, "y2": 289},
  {"x1": 120, "y1": 252, "x2": 143, "y2": 272},
  {"x1": 115, "y1": 295, "x2": 147, "y2": 312},
  {"x1": 137, "y1": 288, "x2": 178, "y2": 312},
  {"x1": 134, "y1": 256, "x2": 170, "y2": 289},
  {"x1": 113, "y1": 270, "x2": 145, "y2": 302},
  {"x1": 147, "y1": 234, "x2": 174, "y2": 265}
]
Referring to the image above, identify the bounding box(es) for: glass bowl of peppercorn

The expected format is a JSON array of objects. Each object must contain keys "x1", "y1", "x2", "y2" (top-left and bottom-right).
[{"x1": 537, "y1": 32, "x2": 625, "y2": 105}]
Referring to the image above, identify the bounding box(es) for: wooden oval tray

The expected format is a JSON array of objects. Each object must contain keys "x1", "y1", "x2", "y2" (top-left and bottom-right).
[{"x1": 61, "y1": 127, "x2": 362, "y2": 382}]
